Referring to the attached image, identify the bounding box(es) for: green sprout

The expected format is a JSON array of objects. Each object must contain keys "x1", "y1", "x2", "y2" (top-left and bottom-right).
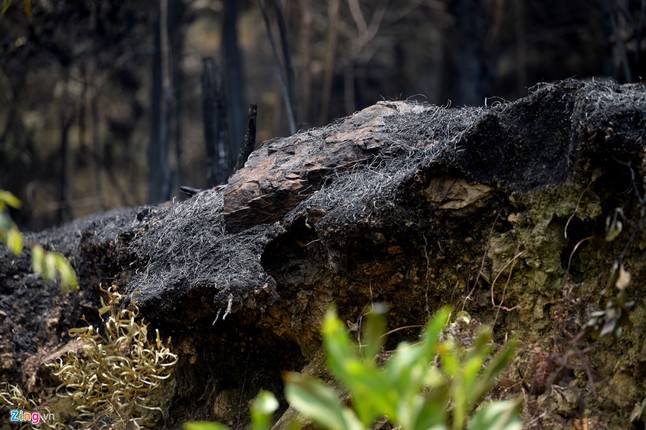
[{"x1": 186, "y1": 305, "x2": 520, "y2": 430}]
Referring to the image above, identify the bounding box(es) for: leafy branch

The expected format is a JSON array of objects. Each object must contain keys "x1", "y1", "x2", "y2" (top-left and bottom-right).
[
  {"x1": 0, "y1": 190, "x2": 78, "y2": 293},
  {"x1": 186, "y1": 305, "x2": 520, "y2": 430}
]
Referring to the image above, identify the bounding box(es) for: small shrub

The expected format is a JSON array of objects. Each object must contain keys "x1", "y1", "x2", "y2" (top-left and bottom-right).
[
  {"x1": 186, "y1": 305, "x2": 520, "y2": 430},
  {"x1": 0, "y1": 382, "x2": 66, "y2": 429},
  {"x1": 285, "y1": 305, "x2": 520, "y2": 430},
  {"x1": 48, "y1": 285, "x2": 178, "y2": 429}
]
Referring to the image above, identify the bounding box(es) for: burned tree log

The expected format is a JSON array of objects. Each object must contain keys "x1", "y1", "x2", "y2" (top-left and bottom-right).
[{"x1": 1, "y1": 79, "x2": 645, "y2": 429}]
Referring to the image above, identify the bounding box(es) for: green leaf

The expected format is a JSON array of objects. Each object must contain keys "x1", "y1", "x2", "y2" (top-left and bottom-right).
[
  {"x1": 183, "y1": 422, "x2": 230, "y2": 430},
  {"x1": 343, "y1": 359, "x2": 395, "y2": 423},
  {"x1": 56, "y1": 254, "x2": 79, "y2": 293},
  {"x1": 1, "y1": 0, "x2": 11, "y2": 15},
  {"x1": 397, "y1": 394, "x2": 424, "y2": 430},
  {"x1": 467, "y1": 399, "x2": 522, "y2": 430},
  {"x1": 323, "y1": 307, "x2": 357, "y2": 381},
  {"x1": 0, "y1": 190, "x2": 21, "y2": 209},
  {"x1": 359, "y1": 303, "x2": 387, "y2": 361},
  {"x1": 386, "y1": 306, "x2": 451, "y2": 396},
  {"x1": 7, "y1": 227, "x2": 23, "y2": 255},
  {"x1": 0, "y1": 212, "x2": 11, "y2": 231},
  {"x1": 32, "y1": 244, "x2": 44, "y2": 275},
  {"x1": 445, "y1": 345, "x2": 467, "y2": 430},
  {"x1": 438, "y1": 341, "x2": 459, "y2": 377},
  {"x1": 251, "y1": 391, "x2": 279, "y2": 430},
  {"x1": 462, "y1": 354, "x2": 485, "y2": 395},
  {"x1": 420, "y1": 306, "x2": 451, "y2": 360},
  {"x1": 285, "y1": 372, "x2": 362, "y2": 430},
  {"x1": 30, "y1": 245, "x2": 78, "y2": 292},
  {"x1": 405, "y1": 393, "x2": 449, "y2": 430},
  {"x1": 44, "y1": 251, "x2": 57, "y2": 281},
  {"x1": 470, "y1": 339, "x2": 517, "y2": 407},
  {"x1": 386, "y1": 341, "x2": 428, "y2": 405}
]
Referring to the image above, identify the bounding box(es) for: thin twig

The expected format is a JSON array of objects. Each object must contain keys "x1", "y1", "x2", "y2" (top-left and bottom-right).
[
  {"x1": 492, "y1": 248, "x2": 525, "y2": 325},
  {"x1": 257, "y1": 0, "x2": 297, "y2": 134},
  {"x1": 272, "y1": 0, "x2": 297, "y2": 129}
]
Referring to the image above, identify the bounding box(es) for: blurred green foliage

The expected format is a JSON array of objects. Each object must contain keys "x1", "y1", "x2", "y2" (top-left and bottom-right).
[
  {"x1": 0, "y1": 190, "x2": 78, "y2": 293},
  {"x1": 0, "y1": 0, "x2": 31, "y2": 17},
  {"x1": 185, "y1": 305, "x2": 520, "y2": 430}
]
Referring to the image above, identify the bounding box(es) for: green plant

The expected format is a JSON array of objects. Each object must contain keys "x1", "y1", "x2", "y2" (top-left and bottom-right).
[
  {"x1": 286, "y1": 305, "x2": 519, "y2": 430},
  {"x1": 185, "y1": 391, "x2": 279, "y2": 430},
  {"x1": 185, "y1": 305, "x2": 520, "y2": 430},
  {"x1": 586, "y1": 261, "x2": 634, "y2": 339},
  {"x1": 0, "y1": 0, "x2": 31, "y2": 16},
  {"x1": 0, "y1": 190, "x2": 24, "y2": 253},
  {"x1": 0, "y1": 190, "x2": 78, "y2": 293},
  {"x1": 48, "y1": 285, "x2": 178, "y2": 429}
]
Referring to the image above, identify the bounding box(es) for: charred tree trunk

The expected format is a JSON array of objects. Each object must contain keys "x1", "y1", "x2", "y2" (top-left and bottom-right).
[
  {"x1": 57, "y1": 112, "x2": 73, "y2": 224},
  {"x1": 170, "y1": 0, "x2": 185, "y2": 195},
  {"x1": 223, "y1": 0, "x2": 244, "y2": 166},
  {"x1": 234, "y1": 104, "x2": 257, "y2": 172},
  {"x1": 272, "y1": 0, "x2": 297, "y2": 131},
  {"x1": 90, "y1": 82, "x2": 106, "y2": 211},
  {"x1": 320, "y1": 0, "x2": 340, "y2": 124},
  {"x1": 445, "y1": 0, "x2": 493, "y2": 105},
  {"x1": 148, "y1": 0, "x2": 173, "y2": 204},
  {"x1": 600, "y1": 0, "x2": 646, "y2": 83},
  {"x1": 202, "y1": 58, "x2": 231, "y2": 187},
  {"x1": 300, "y1": 0, "x2": 314, "y2": 125}
]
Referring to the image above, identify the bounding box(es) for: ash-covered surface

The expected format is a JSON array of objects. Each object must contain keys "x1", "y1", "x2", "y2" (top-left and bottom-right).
[
  {"x1": 128, "y1": 102, "x2": 487, "y2": 325},
  {"x1": 127, "y1": 191, "x2": 284, "y2": 325},
  {"x1": 121, "y1": 79, "x2": 645, "y2": 330}
]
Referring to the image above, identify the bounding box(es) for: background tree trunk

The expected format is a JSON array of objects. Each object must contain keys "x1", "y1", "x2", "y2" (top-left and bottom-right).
[
  {"x1": 445, "y1": 0, "x2": 493, "y2": 105},
  {"x1": 170, "y1": 0, "x2": 185, "y2": 196},
  {"x1": 148, "y1": 0, "x2": 174, "y2": 204},
  {"x1": 57, "y1": 108, "x2": 73, "y2": 224},
  {"x1": 202, "y1": 58, "x2": 231, "y2": 187},
  {"x1": 223, "y1": 0, "x2": 244, "y2": 165},
  {"x1": 319, "y1": 0, "x2": 340, "y2": 124}
]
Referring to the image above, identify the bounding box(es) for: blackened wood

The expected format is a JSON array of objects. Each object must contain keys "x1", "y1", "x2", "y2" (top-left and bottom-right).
[
  {"x1": 235, "y1": 104, "x2": 257, "y2": 172},
  {"x1": 202, "y1": 57, "x2": 231, "y2": 187},
  {"x1": 179, "y1": 185, "x2": 203, "y2": 197},
  {"x1": 223, "y1": 0, "x2": 245, "y2": 166}
]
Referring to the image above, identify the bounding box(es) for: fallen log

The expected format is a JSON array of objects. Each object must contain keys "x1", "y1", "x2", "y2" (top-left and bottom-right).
[{"x1": 1, "y1": 79, "x2": 645, "y2": 429}]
